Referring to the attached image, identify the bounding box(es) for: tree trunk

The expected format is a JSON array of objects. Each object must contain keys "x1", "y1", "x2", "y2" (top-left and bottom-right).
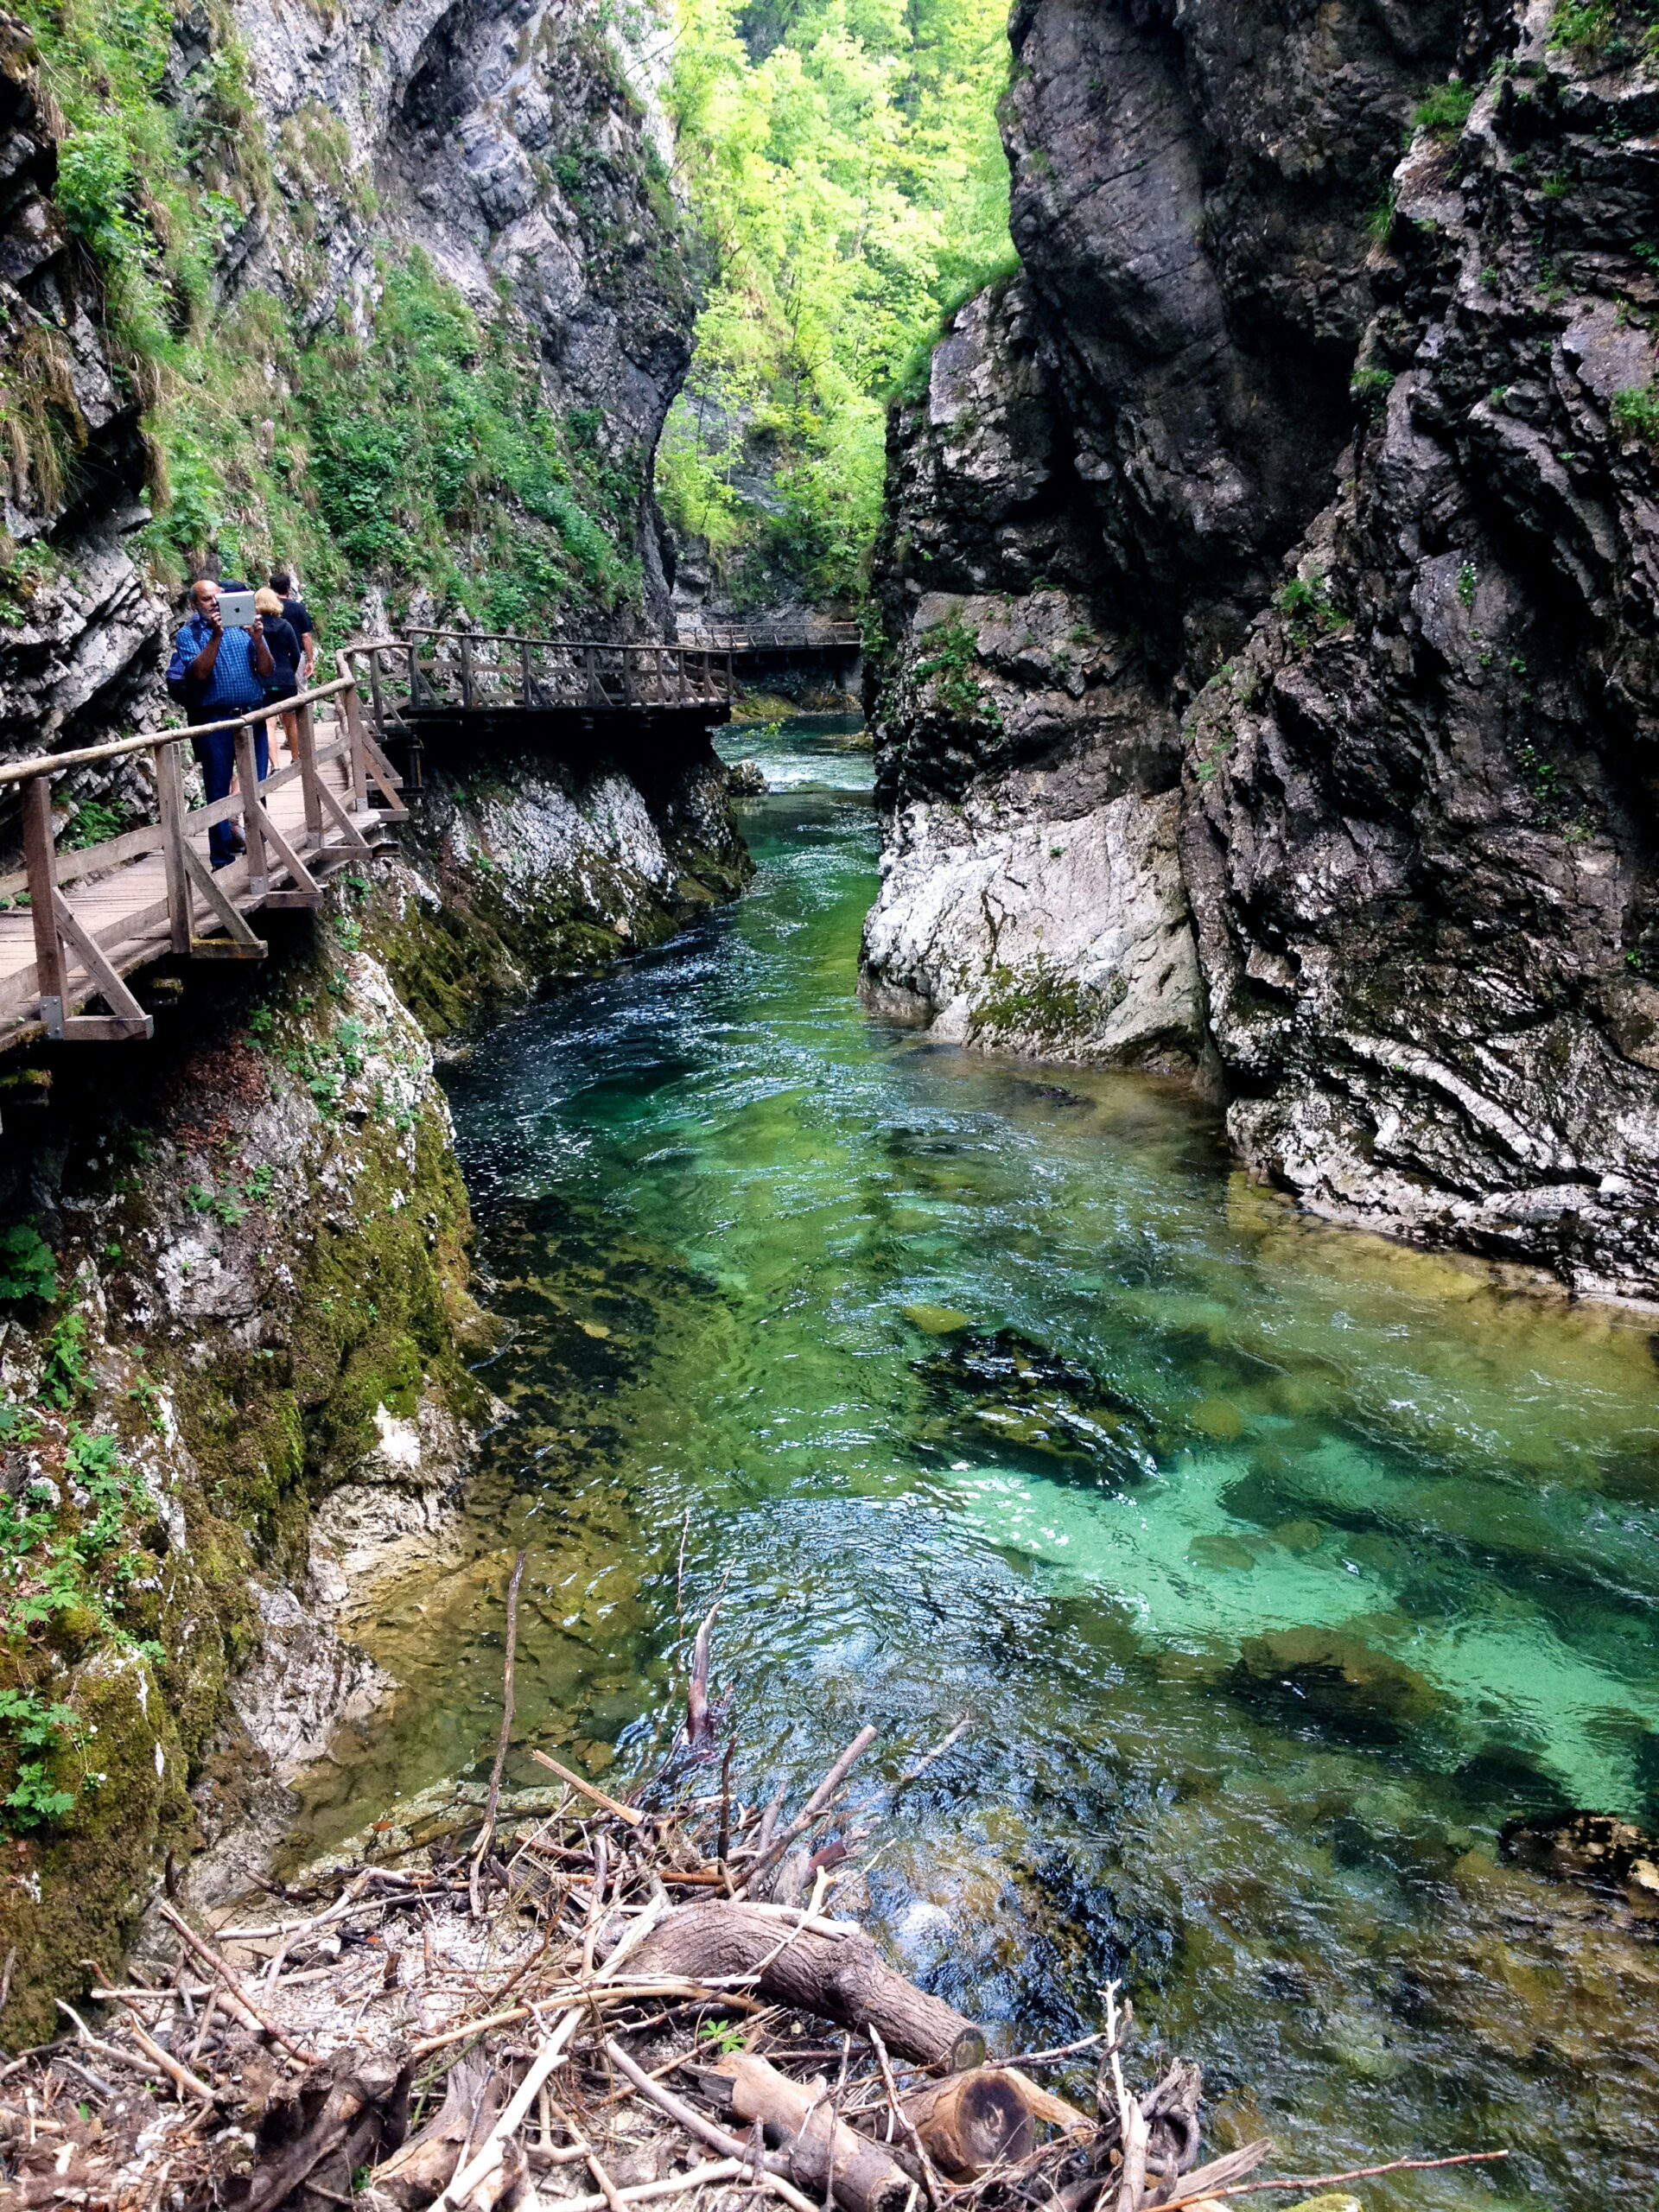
[
  {"x1": 625, "y1": 1903, "x2": 986, "y2": 2070},
  {"x1": 726, "y1": 2052, "x2": 912, "y2": 2212}
]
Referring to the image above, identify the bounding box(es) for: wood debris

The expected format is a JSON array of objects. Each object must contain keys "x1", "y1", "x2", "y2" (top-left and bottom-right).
[{"x1": 0, "y1": 1635, "x2": 1508, "y2": 2212}]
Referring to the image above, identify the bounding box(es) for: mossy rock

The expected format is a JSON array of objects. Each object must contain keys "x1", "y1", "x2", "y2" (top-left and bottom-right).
[{"x1": 0, "y1": 1651, "x2": 193, "y2": 2047}]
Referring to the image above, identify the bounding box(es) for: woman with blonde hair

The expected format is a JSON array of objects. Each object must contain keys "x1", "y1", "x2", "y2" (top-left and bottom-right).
[{"x1": 256, "y1": 586, "x2": 303, "y2": 757}]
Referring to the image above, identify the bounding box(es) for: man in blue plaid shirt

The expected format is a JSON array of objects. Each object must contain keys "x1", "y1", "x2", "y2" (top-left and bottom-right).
[{"x1": 167, "y1": 577, "x2": 277, "y2": 868}]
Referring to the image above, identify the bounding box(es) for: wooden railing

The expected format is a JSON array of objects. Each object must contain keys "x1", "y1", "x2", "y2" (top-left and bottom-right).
[
  {"x1": 401, "y1": 628, "x2": 737, "y2": 714},
  {"x1": 0, "y1": 646, "x2": 405, "y2": 1050},
  {"x1": 0, "y1": 620, "x2": 738, "y2": 1059},
  {"x1": 673, "y1": 617, "x2": 861, "y2": 652}
]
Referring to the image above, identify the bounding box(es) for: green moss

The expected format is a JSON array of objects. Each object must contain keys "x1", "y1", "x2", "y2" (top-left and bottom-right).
[{"x1": 970, "y1": 958, "x2": 1098, "y2": 1046}]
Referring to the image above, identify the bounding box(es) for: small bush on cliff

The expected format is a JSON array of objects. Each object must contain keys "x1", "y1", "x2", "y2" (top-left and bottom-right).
[
  {"x1": 1413, "y1": 80, "x2": 1477, "y2": 138},
  {"x1": 1613, "y1": 381, "x2": 1659, "y2": 441},
  {"x1": 913, "y1": 618, "x2": 988, "y2": 719}
]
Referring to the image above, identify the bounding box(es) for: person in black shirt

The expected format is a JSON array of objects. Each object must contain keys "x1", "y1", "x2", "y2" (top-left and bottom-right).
[
  {"x1": 255, "y1": 586, "x2": 303, "y2": 757},
  {"x1": 269, "y1": 569, "x2": 317, "y2": 682}
]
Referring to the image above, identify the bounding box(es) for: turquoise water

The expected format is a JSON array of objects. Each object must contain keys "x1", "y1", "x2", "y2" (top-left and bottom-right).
[{"x1": 300, "y1": 720, "x2": 1659, "y2": 2205}]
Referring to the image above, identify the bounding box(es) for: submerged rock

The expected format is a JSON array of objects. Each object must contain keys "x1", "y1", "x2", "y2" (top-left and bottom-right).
[
  {"x1": 1233, "y1": 1626, "x2": 1441, "y2": 1740},
  {"x1": 1501, "y1": 1809, "x2": 1659, "y2": 1912},
  {"x1": 916, "y1": 1325, "x2": 1157, "y2": 1483}
]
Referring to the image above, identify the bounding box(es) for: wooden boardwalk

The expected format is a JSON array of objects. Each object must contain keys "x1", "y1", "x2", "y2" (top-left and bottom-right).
[
  {"x1": 0, "y1": 657, "x2": 406, "y2": 1065},
  {"x1": 0, "y1": 626, "x2": 740, "y2": 1076}
]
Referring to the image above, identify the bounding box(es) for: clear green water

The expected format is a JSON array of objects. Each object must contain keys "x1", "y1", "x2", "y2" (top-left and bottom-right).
[{"x1": 298, "y1": 721, "x2": 1659, "y2": 2205}]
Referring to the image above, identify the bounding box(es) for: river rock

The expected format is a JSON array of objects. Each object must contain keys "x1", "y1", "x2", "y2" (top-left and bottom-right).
[
  {"x1": 1235, "y1": 1625, "x2": 1441, "y2": 1738},
  {"x1": 1501, "y1": 1809, "x2": 1659, "y2": 1911}
]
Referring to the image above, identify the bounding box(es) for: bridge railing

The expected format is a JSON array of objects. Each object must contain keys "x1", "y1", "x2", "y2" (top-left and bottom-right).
[
  {"x1": 0, "y1": 649, "x2": 406, "y2": 1048},
  {"x1": 400, "y1": 628, "x2": 736, "y2": 714},
  {"x1": 673, "y1": 618, "x2": 862, "y2": 653}
]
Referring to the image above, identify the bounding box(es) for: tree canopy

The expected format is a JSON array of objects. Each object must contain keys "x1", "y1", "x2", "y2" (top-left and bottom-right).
[{"x1": 658, "y1": 0, "x2": 1014, "y2": 608}]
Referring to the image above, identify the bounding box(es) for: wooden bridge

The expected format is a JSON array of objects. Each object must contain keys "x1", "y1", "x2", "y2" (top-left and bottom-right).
[
  {"x1": 672, "y1": 616, "x2": 861, "y2": 654},
  {"x1": 0, "y1": 627, "x2": 736, "y2": 1067}
]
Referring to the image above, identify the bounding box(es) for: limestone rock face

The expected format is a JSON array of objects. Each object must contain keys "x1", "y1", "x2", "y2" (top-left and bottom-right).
[{"x1": 868, "y1": 0, "x2": 1659, "y2": 1299}]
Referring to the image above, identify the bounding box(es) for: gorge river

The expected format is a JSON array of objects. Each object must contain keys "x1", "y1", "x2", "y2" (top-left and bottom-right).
[{"x1": 293, "y1": 720, "x2": 1659, "y2": 2205}]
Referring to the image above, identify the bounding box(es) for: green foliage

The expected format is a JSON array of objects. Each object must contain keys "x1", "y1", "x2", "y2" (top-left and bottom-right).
[
  {"x1": 1276, "y1": 577, "x2": 1323, "y2": 615},
  {"x1": 1613, "y1": 381, "x2": 1659, "y2": 440},
  {"x1": 40, "y1": 1309, "x2": 92, "y2": 1408},
  {"x1": 1414, "y1": 80, "x2": 1477, "y2": 138},
  {"x1": 1350, "y1": 365, "x2": 1395, "y2": 409},
  {"x1": 26, "y1": 3, "x2": 632, "y2": 633},
  {"x1": 1457, "y1": 560, "x2": 1478, "y2": 607},
  {"x1": 0, "y1": 1225, "x2": 58, "y2": 1305},
  {"x1": 660, "y1": 0, "x2": 1015, "y2": 605},
  {"x1": 64, "y1": 796, "x2": 132, "y2": 849},
  {"x1": 912, "y1": 617, "x2": 985, "y2": 717}
]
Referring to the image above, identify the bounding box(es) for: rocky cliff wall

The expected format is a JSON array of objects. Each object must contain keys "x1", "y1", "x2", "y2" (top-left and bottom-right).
[
  {"x1": 0, "y1": 730, "x2": 747, "y2": 2041},
  {"x1": 0, "y1": 0, "x2": 695, "y2": 778},
  {"x1": 867, "y1": 0, "x2": 1659, "y2": 1301}
]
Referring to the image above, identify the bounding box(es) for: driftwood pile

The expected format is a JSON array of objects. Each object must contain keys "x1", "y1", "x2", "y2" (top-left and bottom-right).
[{"x1": 0, "y1": 1603, "x2": 1506, "y2": 2212}]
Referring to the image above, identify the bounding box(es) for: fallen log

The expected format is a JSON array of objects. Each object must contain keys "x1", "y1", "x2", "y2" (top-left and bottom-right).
[
  {"x1": 624, "y1": 1900, "x2": 986, "y2": 2070},
  {"x1": 897, "y1": 2067, "x2": 1036, "y2": 2177},
  {"x1": 725, "y1": 2050, "x2": 913, "y2": 2212}
]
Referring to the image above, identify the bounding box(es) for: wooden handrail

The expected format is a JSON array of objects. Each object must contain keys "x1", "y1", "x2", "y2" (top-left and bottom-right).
[
  {"x1": 0, "y1": 673, "x2": 359, "y2": 788},
  {"x1": 0, "y1": 650, "x2": 410, "y2": 1055}
]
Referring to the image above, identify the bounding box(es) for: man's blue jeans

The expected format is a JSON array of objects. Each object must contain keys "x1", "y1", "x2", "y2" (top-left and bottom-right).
[{"x1": 194, "y1": 722, "x2": 269, "y2": 869}]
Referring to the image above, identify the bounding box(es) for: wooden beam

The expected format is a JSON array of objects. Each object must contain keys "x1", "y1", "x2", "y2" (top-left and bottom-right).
[
  {"x1": 181, "y1": 847, "x2": 268, "y2": 957},
  {"x1": 22, "y1": 777, "x2": 67, "y2": 1033},
  {"x1": 155, "y1": 741, "x2": 192, "y2": 956},
  {"x1": 49, "y1": 894, "x2": 153, "y2": 1040}
]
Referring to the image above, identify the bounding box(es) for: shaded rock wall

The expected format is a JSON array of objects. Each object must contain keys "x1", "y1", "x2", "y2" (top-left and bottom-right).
[{"x1": 868, "y1": 0, "x2": 1659, "y2": 1299}]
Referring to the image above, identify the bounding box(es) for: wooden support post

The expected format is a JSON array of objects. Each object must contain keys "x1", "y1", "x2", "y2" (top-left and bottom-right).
[
  {"x1": 156, "y1": 741, "x2": 192, "y2": 955},
  {"x1": 367, "y1": 649, "x2": 387, "y2": 748},
  {"x1": 678, "y1": 649, "x2": 688, "y2": 705},
  {"x1": 521, "y1": 636, "x2": 532, "y2": 709},
  {"x1": 22, "y1": 774, "x2": 67, "y2": 1033},
  {"x1": 294, "y1": 700, "x2": 323, "y2": 842},
  {"x1": 586, "y1": 644, "x2": 597, "y2": 706},
  {"x1": 233, "y1": 723, "x2": 267, "y2": 897},
  {"x1": 340, "y1": 670, "x2": 371, "y2": 814},
  {"x1": 407, "y1": 639, "x2": 422, "y2": 709},
  {"x1": 726, "y1": 650, "x2": 734, "y2": 702},
  {"x1": 461, "y1": 632, "x2": 474, "y2": 710}
]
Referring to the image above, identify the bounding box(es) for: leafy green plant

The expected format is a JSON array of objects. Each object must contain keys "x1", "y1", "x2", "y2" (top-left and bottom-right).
[
  {"x1": 0, "y1": 1224, "x2": 57, "y2": 1305},
  {"x1": 1613, "y1": 381, "x2": 1659, "y2": 441},
  {"x1": 1457, "y1": 562, "x2": 1478, "y2": 607},
  {"x1": 912, "y1": 619, "x2": 986, "y2": 718},
  {"x1": 1414, "y1": 80, "x2": 1477, "y2": 138},
  {"x1": 40, "y1": 1311, "x2": 91, "y2": 1409}
]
